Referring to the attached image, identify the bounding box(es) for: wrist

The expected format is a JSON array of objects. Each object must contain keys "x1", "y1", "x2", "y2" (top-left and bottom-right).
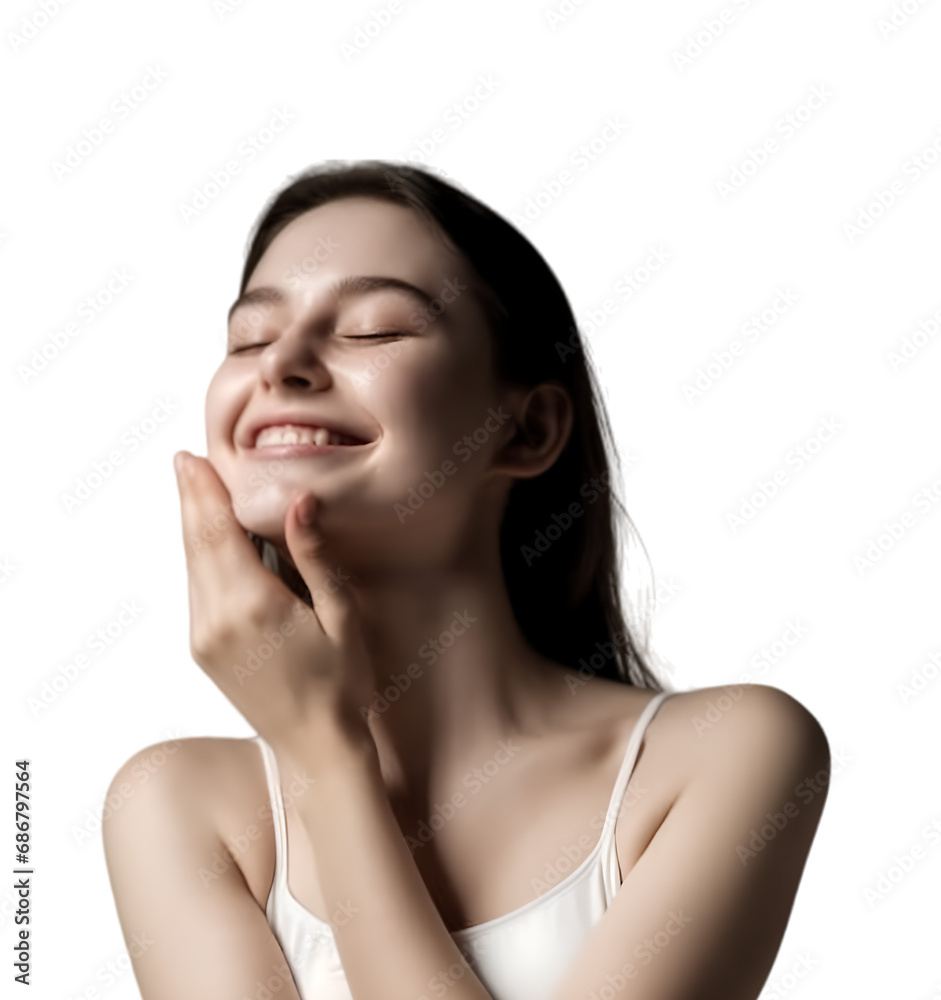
[{"x1": 271, "y1": 702, "x2": 377, "y2": 776}]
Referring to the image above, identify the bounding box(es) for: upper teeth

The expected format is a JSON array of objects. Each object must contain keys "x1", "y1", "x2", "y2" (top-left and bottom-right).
[{"x1": 255, "y1": 424, "x2": 343, "y2": 447}]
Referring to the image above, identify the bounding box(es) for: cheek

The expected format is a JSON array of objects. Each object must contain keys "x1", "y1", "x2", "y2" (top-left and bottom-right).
[
  {"x1": 205, "y1": 367, "x2": 230, "y2": 438},
  {"x1": 204, "y1": 366, "x2": 246, "y2": 479},
  {"x1": 360, "y1": 340, "x2": 491, "y2": 461}
]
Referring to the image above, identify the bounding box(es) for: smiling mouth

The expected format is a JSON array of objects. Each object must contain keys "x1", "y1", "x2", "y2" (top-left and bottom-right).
[{"x1": 244, "y1": 423, "x2": 374, "y2": 457}]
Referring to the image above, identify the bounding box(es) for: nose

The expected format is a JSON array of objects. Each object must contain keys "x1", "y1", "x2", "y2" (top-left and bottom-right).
[{"x1": 257, "y1": 325, "x2": 332, "y2": 391}]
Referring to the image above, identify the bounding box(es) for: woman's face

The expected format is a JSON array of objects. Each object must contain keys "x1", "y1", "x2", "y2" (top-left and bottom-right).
[{"x1": 205, "y1": 195, "x2": 517, "y2": 571}]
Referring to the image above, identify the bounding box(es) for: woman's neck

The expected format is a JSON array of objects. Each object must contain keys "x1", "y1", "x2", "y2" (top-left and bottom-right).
[{"x1": 347, "y1": 566, "x2": 564, "y2": 797}]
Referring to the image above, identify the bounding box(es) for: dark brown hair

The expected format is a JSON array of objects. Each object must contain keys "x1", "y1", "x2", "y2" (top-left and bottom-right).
[{"x1": 238, "y1": 159, "x2": 664, "y2": 691}]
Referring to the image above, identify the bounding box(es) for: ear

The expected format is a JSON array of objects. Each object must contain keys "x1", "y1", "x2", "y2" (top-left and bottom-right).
[{"x1": 490, "y1": 380, "x2": 574, "y2": 481}]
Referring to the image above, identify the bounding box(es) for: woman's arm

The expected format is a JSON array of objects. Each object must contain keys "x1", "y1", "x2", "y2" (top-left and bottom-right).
[
  {"x1": 290, "y1": 683, "x2": 830, "y2": 1000},
  {"x1": 286, "y1": 714, "x2": 496, "y2": 1000},
  {"x1": 102, "y1": 739, "x2": 303, "y2": 1000}
]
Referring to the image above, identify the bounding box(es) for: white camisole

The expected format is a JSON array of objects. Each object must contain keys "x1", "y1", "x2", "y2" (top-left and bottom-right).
[{"x1": 252, "y1": 689, "x2": 674, "y2": 1000}]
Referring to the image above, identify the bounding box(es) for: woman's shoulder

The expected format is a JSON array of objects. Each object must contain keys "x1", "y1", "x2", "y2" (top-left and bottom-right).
[
  {"x1": 635, "y1": 681, "x2": 830, "y2": 787},
  {"x1": 104, "y1": 735, "x2": 269, "y2": 843},
  {"x1": 106, "y1": 734, "x2": 255, "y2": 791},
  {"x1": 104, "y1": 735, "x2": 276, "y2": 901},
  {"x1": 590, "y1": 681, "x2": 831, "y2": 867},
  {"x1": 565, "y1": 677, "x2": 828, "y2": 776},
  {"x1": 553, "y1": 669, "x2": 821, "y2": 729},
  {"x1": 659, "y1": 681, "x2": 827, "y2": 741}
]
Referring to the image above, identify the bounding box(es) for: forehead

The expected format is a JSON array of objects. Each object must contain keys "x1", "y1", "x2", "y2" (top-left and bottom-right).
[{"x1": 247, "y1": 195, "x2": 472, "y2": 292}]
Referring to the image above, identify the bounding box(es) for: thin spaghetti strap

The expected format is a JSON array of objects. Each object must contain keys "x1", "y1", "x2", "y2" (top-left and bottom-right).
[
  {"x1": 601, "y1": 690, "x2": 674, "y2": 835},
  {"x1": 253, "y1": 735, "x2": 288, "y2": 889}
]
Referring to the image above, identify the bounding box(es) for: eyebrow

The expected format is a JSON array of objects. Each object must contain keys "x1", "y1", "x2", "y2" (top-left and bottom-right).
[{"x1": 227, "y1": 274, "x2": 437, "y2": 326}]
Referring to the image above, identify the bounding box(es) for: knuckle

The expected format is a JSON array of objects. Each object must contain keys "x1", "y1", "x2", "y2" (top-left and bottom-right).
[
  {"x1": 189, "y1": 629, "x2": 212, "y2": 663},
  {"x1": 190, "y1": 614, "x2": 235, "y2": 662},
  {"x1": 241, "y1": 593, "x2": 273, "y2": 629}
]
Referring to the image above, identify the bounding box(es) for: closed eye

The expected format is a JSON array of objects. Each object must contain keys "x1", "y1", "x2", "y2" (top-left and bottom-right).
[
  {"x1": 227, "y1": 331, "x2": 411, "y2": 354},
  {"x1": 228, "y1": 343, "x2": 270, "y2": 354},
  {"x1": 343, "y1": 331, "x2": 410, "y2": 341}
]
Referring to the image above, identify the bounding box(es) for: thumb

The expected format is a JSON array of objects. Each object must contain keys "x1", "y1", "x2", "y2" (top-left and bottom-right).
[{"x1": 284, "y1": 492, "x2": 358, "y2": 640}]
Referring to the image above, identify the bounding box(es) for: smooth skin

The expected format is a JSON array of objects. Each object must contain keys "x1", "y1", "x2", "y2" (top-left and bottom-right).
[{"x1": 102, "y1": 196, "x2": 831, "y2": 1000}]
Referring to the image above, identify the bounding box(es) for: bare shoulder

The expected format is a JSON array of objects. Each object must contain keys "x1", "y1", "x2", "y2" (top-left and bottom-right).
[
  {"x1": 651, "y1": 682, "x2": 832, "y2": 818},
  {"x1": 607, "y1": 681, "x2": 830, "y2": 801},
  {"x1": 660, "y1": 682, "x2": 828, "y2": 754},
  {"x1": 105, "y1": 735, "x2": 248, "y2": 801},
  {"x1": 103, "y1": 735, "x2": 275, "y2": 902},
  {"x1": 103, "y1": 735, "x2": 269, "y2": 847}
]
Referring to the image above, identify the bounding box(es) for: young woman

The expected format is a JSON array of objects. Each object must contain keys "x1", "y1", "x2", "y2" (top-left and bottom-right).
[{"x1": 102, "y1": 160, "x2": 831, "y2": 1000}]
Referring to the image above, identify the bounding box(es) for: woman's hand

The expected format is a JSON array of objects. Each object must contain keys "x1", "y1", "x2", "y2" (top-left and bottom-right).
[{"x1": 172, "y1": 449, "x2": 376, "y2": 762}]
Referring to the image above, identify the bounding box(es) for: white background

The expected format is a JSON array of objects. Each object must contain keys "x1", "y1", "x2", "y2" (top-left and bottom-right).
[{"x1": 2, "y1": 0, "x2": 940, "y2": 997}]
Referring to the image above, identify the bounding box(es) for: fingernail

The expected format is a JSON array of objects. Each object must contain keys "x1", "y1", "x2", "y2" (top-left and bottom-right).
[{"x1": 174, "y1": 452, "x2": 189, "y2": 477}]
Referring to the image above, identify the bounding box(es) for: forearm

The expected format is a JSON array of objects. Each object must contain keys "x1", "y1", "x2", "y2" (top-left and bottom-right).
[{"x1": 285, "y1": 719, "x2": 493, "y2": 1000}]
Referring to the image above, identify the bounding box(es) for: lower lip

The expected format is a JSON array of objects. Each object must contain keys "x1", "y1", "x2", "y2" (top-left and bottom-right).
[{"x1": 242, "y1": 441, "x2": 371, "y2": 459}]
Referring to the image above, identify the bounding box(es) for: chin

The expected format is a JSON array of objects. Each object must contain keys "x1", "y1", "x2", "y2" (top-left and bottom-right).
[
  {"x1": 218, "y1": 462, "x2": 306, "y2": 523},
  {"x1": 229, "y1": 494, "x2": 293, "y2": 547}
]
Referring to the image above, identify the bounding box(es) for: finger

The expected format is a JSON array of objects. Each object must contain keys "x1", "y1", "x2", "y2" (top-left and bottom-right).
[
  {"x1": 174, "y1": 451, "x2": 267, "y2": 595},
  {"x1": 282, "y1": 492, "x2": 360, "y2": 641}
]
